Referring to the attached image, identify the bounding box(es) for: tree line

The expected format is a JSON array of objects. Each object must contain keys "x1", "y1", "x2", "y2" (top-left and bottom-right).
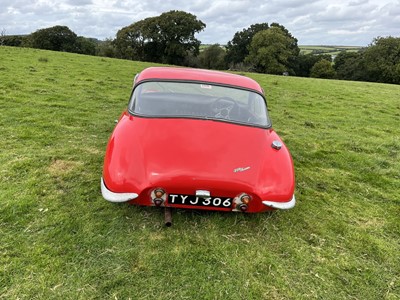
[{"x1": 1, "y1": 10, "x2": 399, "y2": 84}]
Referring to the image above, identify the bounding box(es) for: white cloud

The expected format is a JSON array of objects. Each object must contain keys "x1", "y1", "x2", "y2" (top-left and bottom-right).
[{"x1": 0, "y1": 0, "x2": 399, "y2": 45}]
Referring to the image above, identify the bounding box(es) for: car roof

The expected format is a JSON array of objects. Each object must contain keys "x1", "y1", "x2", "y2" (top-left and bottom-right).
[{"x1": 135, "y1": 67, "x2": 264, "y2": 94}]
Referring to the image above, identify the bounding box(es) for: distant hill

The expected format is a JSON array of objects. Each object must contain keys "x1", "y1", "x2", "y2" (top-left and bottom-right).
[{"x1": 201, "y1": 44, "x2": 363, "y2": 56}]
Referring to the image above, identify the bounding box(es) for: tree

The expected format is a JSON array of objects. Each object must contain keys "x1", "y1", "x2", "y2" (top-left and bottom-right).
[
  {"x1": 225, "y1": 22, "x2": 299, "y2": 70},
  {"x1": 363, "y1": 36, "x2": 400, "y2": 84},
  {"x1": 76, "y1": 37, "x2": 97, "y2": 55},
  {"x1": 310, "y1": 59, "x2": 336, "y2": 79},
  {"x1": 115, "y1": 11, "x2": 205, "y2": 65},
  {"x1": 115, "y1": 18, "x2": 150, "y2": 60},
  {"x1": 294, "y1": 53, "x2": 332, "y2": 77},
  {"x1": 96, "y1": 38, "x2": 117, "y2": 58},
  {"x1": 182, "y1": 51, "x2": 200, "y2": 68},
  {"x1": 333, "y1": 36, "x2": 400, "y2": 84},
  {"x1": 245, "y1": 26, "x2": 300, "y2": 74},
  {"x1": 0, "y1": 28, "x2": 6, "y2": 46},
  {"x1": 157, "y1": 10, "x2": 206, "y2": 65},
  {"x1": 269, "y1": 23, "x2": 300, "y2": 73},
  {"x1": 1, "y1": 35, "x2": 27, "y2": 47},
  {"x1": 28, "y1": 25, "x2": 78, "y2": 52},
  {"x1": 199, "y1": 44, "x2": 227, "y2": 70},
  {"x1": 334, "y1": 51, "x2": 366, "y2": 81},
  {"x1": 225, "y1": 23, "x2": 269, "y2": 65}
]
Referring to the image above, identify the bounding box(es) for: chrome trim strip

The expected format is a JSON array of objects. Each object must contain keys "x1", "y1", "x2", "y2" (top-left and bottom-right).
[
  {"x1": 262, "y1": 194, "x2": 296, "y2": 210},
  {"x1": 101, "y1": 178, "x2": 138, "y2": 203}
]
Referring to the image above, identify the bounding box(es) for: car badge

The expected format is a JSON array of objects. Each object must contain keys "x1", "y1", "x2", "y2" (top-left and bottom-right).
[{"x1": 234, "y1": 166, "x2": 250, "y2": 173}]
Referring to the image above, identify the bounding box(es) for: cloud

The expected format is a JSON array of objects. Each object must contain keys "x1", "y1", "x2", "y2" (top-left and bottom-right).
[
  {"x1": 66, "y1": 0, "x2": 92, "y2": 5},
  {"x1": 0, "y1": 0, "x2": 399, "y2": 45}
]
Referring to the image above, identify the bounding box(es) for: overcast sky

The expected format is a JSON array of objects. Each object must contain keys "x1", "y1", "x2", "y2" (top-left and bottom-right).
[{"x1": 1, "y1": 0, "x2": 399, "y2": 46}]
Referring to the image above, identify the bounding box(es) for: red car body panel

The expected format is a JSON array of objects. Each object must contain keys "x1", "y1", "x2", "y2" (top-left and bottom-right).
[
  {"x1": 102, "y1": 67, "x2": 295, "y2": 213},
  {"x1": 135, "y1": 67, "x2": 263, "y2": 93}
]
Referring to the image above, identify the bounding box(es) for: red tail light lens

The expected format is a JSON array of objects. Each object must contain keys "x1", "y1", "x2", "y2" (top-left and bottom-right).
[
  {"x1": 155, "y1": 189, "x2": 165, "y2": 198},
  {"x1": 240, "y1": 195, "x2": 251, "y2": 204},
  {"x1": 151, "y1": 188, "x2": 167, "y2": 206}
]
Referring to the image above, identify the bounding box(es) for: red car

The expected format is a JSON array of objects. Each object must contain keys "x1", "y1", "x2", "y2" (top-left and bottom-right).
[{"x1": 101, "y1": 67, "x2": 295, "y2": 224}]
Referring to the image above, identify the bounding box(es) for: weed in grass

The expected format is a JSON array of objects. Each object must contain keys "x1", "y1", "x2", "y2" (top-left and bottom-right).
[
  {"x1": 304, "y1": 120, "x2": 316, "y2": 128},
  {"x1": 38, "y1": 57, "x2": 49, "y2": 63}
]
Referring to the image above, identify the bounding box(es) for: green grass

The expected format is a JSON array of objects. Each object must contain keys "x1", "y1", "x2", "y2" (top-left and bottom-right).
[{"x1": 1, "y1": 46, "x2": 399, "y2": 299}]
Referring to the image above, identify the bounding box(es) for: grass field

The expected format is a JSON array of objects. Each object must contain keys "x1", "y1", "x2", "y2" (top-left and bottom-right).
[
  {"x1": 299, "y1": 45, "x2": 362, "y2": 56},
  {"x1": 0, "y1": 46, "x2": 399, "y2": 299},
  {"x1": 201, "y1": 44, "x2": 362, "y2": 56}
]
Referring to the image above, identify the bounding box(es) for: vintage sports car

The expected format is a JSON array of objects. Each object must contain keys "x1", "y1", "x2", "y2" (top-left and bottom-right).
[{"x1": 101, "y1": 67, "x2": 295, "y2": 224}]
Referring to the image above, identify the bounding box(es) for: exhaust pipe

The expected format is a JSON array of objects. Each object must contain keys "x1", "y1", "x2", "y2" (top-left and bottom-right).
[{"x1": 164, "y1": 207, "x2": 172, "y2": 227}]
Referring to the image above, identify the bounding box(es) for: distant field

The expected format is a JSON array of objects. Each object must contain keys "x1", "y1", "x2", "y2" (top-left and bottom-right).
[
  {"x1": 299, "y1": 45, "x2": 362, "y2": 56},
  {"x1": 200, "y1": 44, "x2": 362, "y2": 56},
  {"x1": 0, "y1": 46, "x2": 399, "y2": 299}
]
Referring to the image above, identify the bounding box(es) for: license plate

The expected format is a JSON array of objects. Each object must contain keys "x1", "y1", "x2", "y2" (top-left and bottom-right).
[{"x1": 168, "y1": 194, "x2": 232, "y2": 208}]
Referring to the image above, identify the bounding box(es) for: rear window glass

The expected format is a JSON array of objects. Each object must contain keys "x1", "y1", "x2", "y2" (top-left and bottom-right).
[{"x1": 129, "y1": 81, "x2": 271, "y2": 128}]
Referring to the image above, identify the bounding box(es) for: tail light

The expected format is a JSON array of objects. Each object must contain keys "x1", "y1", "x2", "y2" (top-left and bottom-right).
[
  {"x1": 234, "y1": 193, "x2": 252, "y2": 212},
  {"x1": 238, "y1": 203, "x2": 248, "y2": 212},
  {"x1": 240, "y1": 194, "x2": 251, "y2": 205},
  {"x1": 151, "y1": 188, "x2": 166, "y2": 206}
]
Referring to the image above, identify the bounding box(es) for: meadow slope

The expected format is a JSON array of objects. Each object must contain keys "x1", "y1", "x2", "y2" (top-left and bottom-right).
[{"x1": 0, "y1": 46, "x2": 399, "y2": 299}]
